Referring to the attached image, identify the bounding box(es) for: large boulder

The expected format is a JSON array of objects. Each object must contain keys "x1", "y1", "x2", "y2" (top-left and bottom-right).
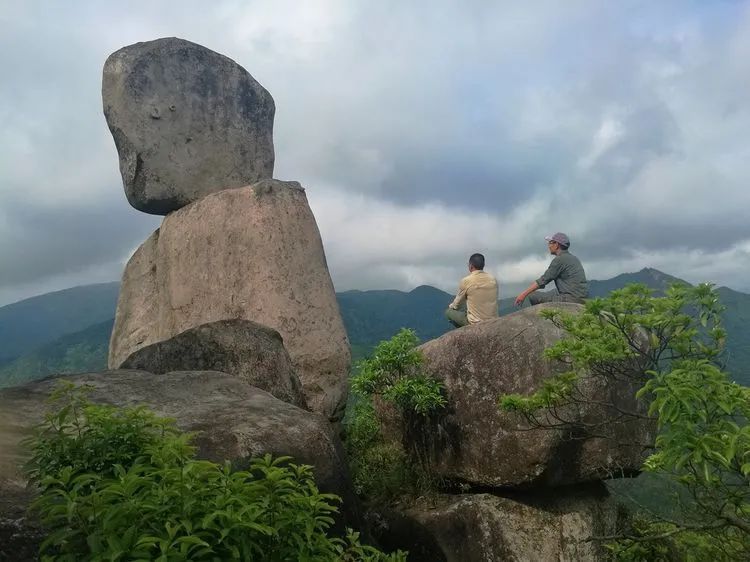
[
  {"x1": 0, "y1": 370, "x2": 359, "y2": 559},
  {"x1": 120, "y1": 319, "x2": 307, "y2": 408},
  {"x1": 407, "y1": 303, "x2": 654, "y2": 488},
  {"x1": 102, "y1": 37, "x2": 275, "y2": 215},
  {"x1": 373, "y1": 485, "x2": 618, "y2": 562},
  {"x1": 108, "y1": 180, "x2": 351, "y2": 421}
]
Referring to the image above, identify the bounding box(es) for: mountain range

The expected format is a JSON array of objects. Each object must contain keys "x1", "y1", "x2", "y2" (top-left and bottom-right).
[{"x1": 1, "y1": 268, "x2": 748, "y2": 387}]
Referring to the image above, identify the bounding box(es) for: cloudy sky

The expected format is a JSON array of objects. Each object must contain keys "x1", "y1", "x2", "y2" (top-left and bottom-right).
[{"x1": 2, "y1": 0, "x2": 750, "y2": 306}]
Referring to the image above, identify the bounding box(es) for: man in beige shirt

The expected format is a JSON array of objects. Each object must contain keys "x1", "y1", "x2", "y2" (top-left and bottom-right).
[{"x1": 445, "y1": 253, "x2": 499, "y2": 328}]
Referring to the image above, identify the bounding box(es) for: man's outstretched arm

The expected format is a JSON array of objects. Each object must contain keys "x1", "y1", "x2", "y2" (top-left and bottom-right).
[
  {"x1": 514, "y1": 281, "x2": 540, "y2": 306},
  {"x1": 516, "y1": 258, "x2": 562, "y2": 305}
]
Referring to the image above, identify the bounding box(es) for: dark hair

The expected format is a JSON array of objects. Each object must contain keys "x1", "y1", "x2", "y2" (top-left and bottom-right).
[{"x1": 469, "y1": 253, "x2": 485, "y2": 270}]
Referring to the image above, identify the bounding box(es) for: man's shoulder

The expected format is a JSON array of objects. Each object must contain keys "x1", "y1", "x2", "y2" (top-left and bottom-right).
[{"x1": 476, "y1": 270, "x2": 498, "y2": 284}]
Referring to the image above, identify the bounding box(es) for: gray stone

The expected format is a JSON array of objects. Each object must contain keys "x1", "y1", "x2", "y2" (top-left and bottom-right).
[
  {"x1": 109, "y1": 180, "x2": 351, "y2": 421},
  {"x1": 0, "y1": 370, "x2": 360, "y2": 553},
  {"x1": 376, "y1": 486, "x2": 618, "y2": 562},
  {"x1": 401, "y1": 303, "x2": 655, "y2": 488},
  {"x1": 102, "y1": 37, "x2": 275, "y2": 215},
  {"x1": 120, "y1": 319, "x2": 307, "y2": 408}
]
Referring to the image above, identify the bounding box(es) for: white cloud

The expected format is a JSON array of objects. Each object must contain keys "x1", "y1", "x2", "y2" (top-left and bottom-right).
[{"x1": 2, "y1": 0, "x2": 750, "y2": 307}]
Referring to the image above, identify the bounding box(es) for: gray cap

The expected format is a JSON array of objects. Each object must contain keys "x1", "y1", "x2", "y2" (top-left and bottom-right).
[{"x1": 545, "y1": 232, "x2": 570, "y2": 247}]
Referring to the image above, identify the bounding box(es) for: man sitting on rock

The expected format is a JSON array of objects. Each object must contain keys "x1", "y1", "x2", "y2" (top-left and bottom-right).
[
  {"x1": 445, "y1": 253, "x2": 499, "y2": 328},
  {"x1": 514, "y1": 232, "x2": 588, "y2": 306}
]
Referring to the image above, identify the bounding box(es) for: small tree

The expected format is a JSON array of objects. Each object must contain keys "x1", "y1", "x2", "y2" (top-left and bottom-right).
[
  {"x1": 351, "y1": 328, "x2": 445, "y2": 416},
  {"x1": 499, "y1": 283, "x2": 750, "y2": 560},
  {"x1": 347, "y1": 328, "x2": 446, "y2": 502}
]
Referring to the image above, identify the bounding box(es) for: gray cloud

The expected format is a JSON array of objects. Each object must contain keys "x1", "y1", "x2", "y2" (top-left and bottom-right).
[{"x1": 1, "y1": 0, "x2": 750, "y2": 307}]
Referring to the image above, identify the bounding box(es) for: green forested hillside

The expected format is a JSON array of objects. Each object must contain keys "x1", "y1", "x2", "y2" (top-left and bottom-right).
[
  {"x1": 0, "y1": 319, "x2": 113, "y2": 388},
  {"x1": 717, "y1": 286, "x2": 750, "y2": 382},
  {"x1": 337, "y1": 285, "x2": 453, "y2": 359},
  {"x1": 0, "y1": 282, "x2": 119, "y2": 365},
  {"x1": 1, "y1": 269, "x2": 748, "y2": 387}
]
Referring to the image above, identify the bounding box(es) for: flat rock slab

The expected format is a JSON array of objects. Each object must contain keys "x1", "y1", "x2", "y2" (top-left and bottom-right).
[
  {"x1": 120, "y1": 319, "x2": 307, "y2": 408},
  {"x1": 382, "y1": 486, "x2": 618, "y2": 562},
  {"x1": 109, "y1": 180, "x2": 351, "y2": 421},
  {"x1": 0, "y1": 370, "x2": 359, "y2": 559},
  {"x1": 103, "y1": 37, "x2": 275, "y2": 215},
  {"x1": 406, "y1": 304, "x2": 654, "y2": 488}
]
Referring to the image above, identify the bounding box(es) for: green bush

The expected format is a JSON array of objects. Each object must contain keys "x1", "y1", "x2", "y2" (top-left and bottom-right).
[
  {"x1": 346, "y1": 329, "x2": 445, "y2": 503},
  {"x1": 345, "y1": 398, "x2": 416, "y2": 502},
  {"x1": 27, "y1": 382, "x2": 406, "y2": 561},
  {"x1": 351, "y1": 328, "x2": 445, "y2": 415},
  {"x1": 499, "y1": 283, "x2": 750, "y2": 560}
]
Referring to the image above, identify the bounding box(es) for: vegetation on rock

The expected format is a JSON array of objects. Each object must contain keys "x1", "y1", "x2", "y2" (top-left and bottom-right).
[
  {"x1": 499, "y1": 283, "x2": 750, "y2": 560},
  {"x1": 26, "y1": 381, "x2": 405, "y2": 561},
  {"x1": 347, "y1": 329, "x2": 445, "y2": 502}
]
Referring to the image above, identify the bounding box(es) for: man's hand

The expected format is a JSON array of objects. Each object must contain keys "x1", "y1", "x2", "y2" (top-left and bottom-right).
[{"x1": 515, "y1": 282, "x2": 538, "y2": 306}]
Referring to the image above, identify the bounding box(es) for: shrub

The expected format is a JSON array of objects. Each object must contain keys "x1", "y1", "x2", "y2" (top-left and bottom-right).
[
  {"x1": 345, "y1": 398, "x2": 416, "y2": 502},
  {"x1": 351, "y1": 328, "x2": 445, "y2": 415},
  {"x1": 346, "y1": 329, "x2": 445, "y2": 503},
  {"x1": 498, "y1": 283, "x2": 750, "y2": 560},
  {"x1": 27, "y1": 381, "x2": 406, "y2": 561}
]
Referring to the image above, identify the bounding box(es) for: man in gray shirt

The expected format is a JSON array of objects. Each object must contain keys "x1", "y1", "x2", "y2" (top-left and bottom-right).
[{"x1": 514, "y1": 232, "x2": 588, "y2": 306}]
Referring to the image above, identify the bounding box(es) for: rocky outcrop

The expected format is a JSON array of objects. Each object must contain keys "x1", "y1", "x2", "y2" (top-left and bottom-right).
[
  {"x1": 102, "y1": 37, "x2": 275, "y2": 215},
  {"x1": 403, "y1": 303, "x2": 654, "y2": 488},
  {"x1": 0, "y1": 370, "x2": 359, "y2": 558},
  {"x1": 374, "y1": 485, "x2": 618, "y2": 562},
  {"x1": 120, "y1": 319, "x2": 306, "y2": 408},
  {"x1": 108, "y1": 180, "x2": 351, "y2": 421}
]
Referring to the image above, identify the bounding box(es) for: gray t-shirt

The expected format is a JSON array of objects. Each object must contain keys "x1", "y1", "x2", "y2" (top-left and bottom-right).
[{"x1": 536, "y1": 250, "x2": 588, "y2": 299}]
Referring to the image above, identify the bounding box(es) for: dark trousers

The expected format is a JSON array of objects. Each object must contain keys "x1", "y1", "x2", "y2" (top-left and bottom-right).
[{"x1": 528, "y1": 291, "x2": 585, "y2": 305}]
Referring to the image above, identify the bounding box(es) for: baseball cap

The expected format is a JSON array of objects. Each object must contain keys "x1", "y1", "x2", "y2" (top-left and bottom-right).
[{"x1": 544, "y1": 232, "x2": 570, "y2": 247}]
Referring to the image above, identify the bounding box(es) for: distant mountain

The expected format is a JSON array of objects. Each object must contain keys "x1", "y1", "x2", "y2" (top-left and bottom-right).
[
  {"x1": 588, "y1": 267, "x2": 688, "y2": 297},
  {"x1": 0, "y1": 269, "x2": 748, "y2": 387},
  {"x1": 0, "y1": 319, "x2": 113, "y2": 388},
  {"x1": 0, "y1": 282, "x2": 119, "y2": 366},
  {"x1": 717, "y1": 286, "x2": 750, "y2": 376},
  {"x1": 338, "y1": 285, "x2": 453, "y2": 356}
]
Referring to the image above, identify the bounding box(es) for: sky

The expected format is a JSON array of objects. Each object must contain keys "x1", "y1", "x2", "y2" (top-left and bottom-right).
[{"x1": 2, "y1": 0, "x2": 750, "y2": 307}]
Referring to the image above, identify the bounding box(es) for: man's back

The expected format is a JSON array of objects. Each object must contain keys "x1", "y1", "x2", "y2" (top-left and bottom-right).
[
  {"x1": 539, "y1": 250, "x2": 588, "y2": 299},
  {"x1": 460, "y1": 270, "x2": 499, "y2": 323}
]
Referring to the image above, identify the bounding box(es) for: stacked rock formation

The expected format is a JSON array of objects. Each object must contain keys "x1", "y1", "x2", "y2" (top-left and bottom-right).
[
  {"x1": 373, "y1": 303, "x2": 656, "y2": 561},
  {"x1": 102, "y1": 37, "x2": 350, "y2": 421}
]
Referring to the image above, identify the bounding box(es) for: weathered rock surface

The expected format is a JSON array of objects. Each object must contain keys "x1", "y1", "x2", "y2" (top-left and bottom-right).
[
  {"x1": 374, "y1": 485, "x2": 618, "y2": 562},
  {"x1": 0, "y1": 370, "x2": 359, "y2": 558},
  {"x1": 109, "y1": 180, "x2": 351, "y2": 421},
  {"x1": 408, "y1": 303, "x2": 654, "y2": 488},
  {"x1": 102, "y1": 37, "x2": 275, "y2": 215},
  {"x1": 120, "y1": 319, "x2": 306, "y2": 408}
]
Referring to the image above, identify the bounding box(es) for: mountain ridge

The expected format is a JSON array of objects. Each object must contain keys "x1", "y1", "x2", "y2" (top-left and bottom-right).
[{"x1": 1, "y1": 269, "x2": 747, "y2": 387}]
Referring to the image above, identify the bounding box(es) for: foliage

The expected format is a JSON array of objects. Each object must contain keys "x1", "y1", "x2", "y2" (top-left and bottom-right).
[
  {"x1": 603, "y1": 516, "x2": 744, "y2": 562},
  {"x1": 27, "y1": 382, "x2": 406, "y2": 562},
  {"x1": 27, "y1": 381, "x2": 178, "y2": 484},
  {"x1": 351, "y1": 328, "x2": 446, "y2": 415},
  {"x1": 498, "y1": 283, "x2": 750, "y2": 559},
  {"x1": 346, "y1": 329, "x2": 446, "y2": 503},
  {"x1": 344, "y1": 398, "x2": 417, "y2": 502}
]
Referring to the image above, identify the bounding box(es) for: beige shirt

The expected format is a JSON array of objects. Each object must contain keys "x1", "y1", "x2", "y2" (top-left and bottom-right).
[{"x1": 449, "y1": 270, "x2": 499, "y2": 324}]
